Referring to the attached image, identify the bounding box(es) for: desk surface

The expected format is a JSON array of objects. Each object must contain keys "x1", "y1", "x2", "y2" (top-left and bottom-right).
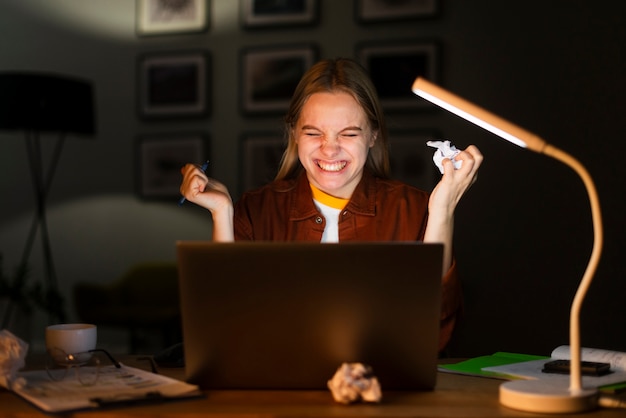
[{"x1": 2, "y1": 358, "x2": 625, "y2": 418}]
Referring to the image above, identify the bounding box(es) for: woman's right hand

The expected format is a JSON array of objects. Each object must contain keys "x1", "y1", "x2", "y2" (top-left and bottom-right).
[
  {"x1": 180, "y1": 163, "x2": 235, "y2": 241},
  {"x1": 180, "y1": 163, "x2": 232, "y2": 211}
]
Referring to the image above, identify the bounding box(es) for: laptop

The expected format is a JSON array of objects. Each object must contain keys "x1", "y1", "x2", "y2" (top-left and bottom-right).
[{"x1": 176, "y1": 241, "x2": 443, "y2": 391}]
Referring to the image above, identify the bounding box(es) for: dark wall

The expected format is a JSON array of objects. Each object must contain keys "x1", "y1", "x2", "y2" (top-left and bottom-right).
[{"x1": 442, "y1": 1, "x2": 626, "y2": 356}]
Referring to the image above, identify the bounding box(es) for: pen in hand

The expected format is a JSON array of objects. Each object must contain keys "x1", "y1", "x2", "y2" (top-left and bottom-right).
[{"x1": 178, "y1": 160, "x2": 209, "y2": 206}]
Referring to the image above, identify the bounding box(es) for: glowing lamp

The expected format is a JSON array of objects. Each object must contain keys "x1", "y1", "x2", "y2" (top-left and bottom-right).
[{"x1": 412, "y1": 77, "x2": 603, "y2": 413}]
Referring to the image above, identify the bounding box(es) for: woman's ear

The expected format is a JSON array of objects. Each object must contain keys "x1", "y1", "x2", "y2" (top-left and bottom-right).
[
  {"x1": 292, "y1": 127, "x2": 298, "y2": 144},
  {"x1": 369, "y1": 130, "x2": 378, "y2": 148}
]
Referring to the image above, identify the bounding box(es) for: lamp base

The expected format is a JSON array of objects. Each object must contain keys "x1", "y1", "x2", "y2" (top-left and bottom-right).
[{"x1": 500, "y1": 380, "x2": 598, "y2": 414}]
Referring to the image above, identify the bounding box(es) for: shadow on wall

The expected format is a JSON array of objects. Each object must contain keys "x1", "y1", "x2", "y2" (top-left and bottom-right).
[
  {"x1": 0, "y1": 194, "x2": 212, "y2": 350},
  {"x1": 73, "y1": 261, "x2": 181, "y2": 354}
]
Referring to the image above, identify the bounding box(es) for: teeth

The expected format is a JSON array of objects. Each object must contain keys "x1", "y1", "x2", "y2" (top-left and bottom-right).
[{"x1": 318, "y1": 161, "x2": 346, "y2": 172}]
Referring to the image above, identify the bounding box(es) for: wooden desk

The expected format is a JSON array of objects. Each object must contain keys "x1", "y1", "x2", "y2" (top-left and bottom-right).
[{"x1": 2, "y1": 357, "x2": 625, "y2": 417}]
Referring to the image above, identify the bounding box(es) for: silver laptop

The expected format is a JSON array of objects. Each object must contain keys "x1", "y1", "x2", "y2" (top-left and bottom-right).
[{"x1": 176, "y1": 241, "x2": 443, "y2": 390}]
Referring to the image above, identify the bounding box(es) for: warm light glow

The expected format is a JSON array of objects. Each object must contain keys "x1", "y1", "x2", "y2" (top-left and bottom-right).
[
  {"x1": 9, "y1": 1, "x2": 238, "y2": 41},
  {"x1": 10, "y1": 1, "x2": 131, "y2": 41}
]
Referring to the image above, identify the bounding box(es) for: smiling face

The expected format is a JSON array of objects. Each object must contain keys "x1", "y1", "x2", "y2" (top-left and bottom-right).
[{"x1": 294, "y1": 91, "x2": 377, "y2": 199}]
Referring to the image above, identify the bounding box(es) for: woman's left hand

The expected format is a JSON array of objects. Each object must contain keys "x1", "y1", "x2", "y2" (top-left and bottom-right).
[
  {"x1": 429, "y1": 145, "x2": 483, "y2": 215},
  {"x1": 424, "y1": 145, "x2": 483, "y2": 272}
]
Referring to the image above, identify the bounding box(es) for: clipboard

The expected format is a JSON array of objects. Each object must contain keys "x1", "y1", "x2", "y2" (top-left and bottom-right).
[{"x1": 13, "y1": 363, "x2": 202, "y2": 413}]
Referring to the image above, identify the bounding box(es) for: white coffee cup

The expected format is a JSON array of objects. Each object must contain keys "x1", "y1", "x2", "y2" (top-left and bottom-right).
[{"x1": 46, "y1": 323, "x2": 97, "y2": 365}]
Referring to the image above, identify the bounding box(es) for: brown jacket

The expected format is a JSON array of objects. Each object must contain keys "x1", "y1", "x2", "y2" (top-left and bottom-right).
[{"x1": 234, "y1": 169, "x2": 461, "y2": 351}]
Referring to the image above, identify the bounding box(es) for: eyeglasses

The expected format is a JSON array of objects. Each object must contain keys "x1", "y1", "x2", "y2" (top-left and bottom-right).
[{"x1": 45, "y1": 348, "x2": 121, "y2": 386}]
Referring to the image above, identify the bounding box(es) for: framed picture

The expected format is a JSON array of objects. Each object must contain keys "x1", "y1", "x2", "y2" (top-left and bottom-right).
[
  {"x1": 356, "y1": 0, "x2": 438, "y2": 23},
  {"x1": 136, "y1": 133, "x2": 207, "y2": 199},
  {"x1": 241, "y1": 0, "x2": 319, "y2": 28},
  {"x1": 240, "y1": 44, "x2": 317, "y2": 115},
  {"x1": 240, "y1": 132, "x2": 286, "y2": 193},
  {"x1": 388, "y1": 131, "x2": 440, "y2": 191},
  {"x1": 357, "y1": 41, "x2": 438, "y2": 111},
  {"x1": 138, "y1": 51, "x2": 210, "y2": 119},
  {"x1": 136, "y1": 0, "x2": 209, "y2": 36}
]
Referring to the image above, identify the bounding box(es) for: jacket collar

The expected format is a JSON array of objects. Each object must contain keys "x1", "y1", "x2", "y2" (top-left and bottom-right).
[{"x1": 289, "y1": 169, "x2": 377, "y2": 220}]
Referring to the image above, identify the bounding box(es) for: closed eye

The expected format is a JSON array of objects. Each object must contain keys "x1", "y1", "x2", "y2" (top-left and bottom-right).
[
  {"x1": 340, "y1": 131, "x2": 361, "y2": 138},
  {"x1": 340, "y1": 126, "x2": 363, "y2": 137}
]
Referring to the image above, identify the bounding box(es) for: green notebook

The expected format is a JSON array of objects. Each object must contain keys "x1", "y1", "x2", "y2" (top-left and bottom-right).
[
  {"x1": 439, "y1": 352, "x2": 548, "y2": 379},
  {"x1": 440, "y1": 352, "x2": 626, "y2": 393}
]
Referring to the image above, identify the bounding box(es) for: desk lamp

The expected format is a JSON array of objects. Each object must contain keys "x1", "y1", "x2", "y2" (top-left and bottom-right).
[{"x1": 412, "y1": 77, "x2": 603, "y2": 413}]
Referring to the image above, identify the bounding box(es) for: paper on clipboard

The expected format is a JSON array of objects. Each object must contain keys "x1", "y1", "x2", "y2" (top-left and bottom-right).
[{"x1": 13, "y1": 363, "x2": 201, "y2": 413}]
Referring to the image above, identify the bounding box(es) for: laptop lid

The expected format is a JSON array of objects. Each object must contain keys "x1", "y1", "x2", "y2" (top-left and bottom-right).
[{"x1": 176, "y1": 241, "x2": 443, "y2": 390}]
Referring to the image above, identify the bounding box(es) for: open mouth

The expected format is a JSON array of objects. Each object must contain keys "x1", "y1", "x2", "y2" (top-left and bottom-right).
[{"x1": 316, "y1": 160, "x2": 347, "y2": 172}]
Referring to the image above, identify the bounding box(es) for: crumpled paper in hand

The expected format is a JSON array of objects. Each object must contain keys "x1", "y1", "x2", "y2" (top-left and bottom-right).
[
  {"x1": 427, "y1": 140, "x2": 462, "y2": 174},
  {"x1": 327, "y1": 362, "x2": 382, "y2": 404},
  {"x1": 0, "y1": 329, "x2": 28, "y2": 390}
]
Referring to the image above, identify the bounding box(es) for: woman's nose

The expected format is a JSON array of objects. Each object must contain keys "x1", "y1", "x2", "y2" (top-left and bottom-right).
[{"x1": 320, "y1": 136, "x2": 339, "y2": 155}]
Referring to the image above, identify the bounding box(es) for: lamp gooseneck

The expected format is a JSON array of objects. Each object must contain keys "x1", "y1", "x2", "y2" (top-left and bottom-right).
[{"x1": 541, "y1": 144, "x2": 604, "y2": 392}]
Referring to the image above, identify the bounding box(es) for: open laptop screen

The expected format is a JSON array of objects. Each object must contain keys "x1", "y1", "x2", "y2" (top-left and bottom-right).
[{"x1": 176, "y1": 241, "x2": 443, "y2": 390}]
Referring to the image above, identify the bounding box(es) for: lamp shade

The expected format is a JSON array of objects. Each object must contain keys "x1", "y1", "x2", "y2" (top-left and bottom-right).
[
  {"x1": 0, "y1": 72, "x2": 95, "y2": 135},
  {"x1": 412, "y1": 77, "x2": 545, "y2": 152}
]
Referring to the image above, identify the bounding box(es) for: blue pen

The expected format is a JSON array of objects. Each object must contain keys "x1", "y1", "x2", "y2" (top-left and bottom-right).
[{"x1": 178, "y1": 160, "x2": 209, "y2": 206}]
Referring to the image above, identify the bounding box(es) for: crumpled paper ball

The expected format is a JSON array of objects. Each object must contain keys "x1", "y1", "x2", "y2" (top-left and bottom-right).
[
  {"x1": 427, "y1": 140, "x2": 462, "y2": 174},
  {"x1": 327, "y1": 362, "x2": 382, "y2": 404},
  {"x1": 0, "y1": 329, "x2": 28, "y2": 390}
]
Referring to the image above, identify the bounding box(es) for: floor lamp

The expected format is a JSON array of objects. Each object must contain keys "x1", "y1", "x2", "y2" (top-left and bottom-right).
[
  {"x1": 412, "y1": 77, "x2": 603, "y2": 413},
  {"x1": 0, "y1": 72, "x2": 96, "y2": 324}
]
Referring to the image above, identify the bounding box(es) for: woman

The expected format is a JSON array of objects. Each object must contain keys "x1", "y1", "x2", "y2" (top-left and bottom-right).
[{"x1": 180, "y1": 58, "x2": 483, "y2": 351}]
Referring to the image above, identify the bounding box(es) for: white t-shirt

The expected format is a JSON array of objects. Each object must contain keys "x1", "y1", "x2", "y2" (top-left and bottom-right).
[{"x1": 313, "y1": 199, "x2": 341, "y2": 243}]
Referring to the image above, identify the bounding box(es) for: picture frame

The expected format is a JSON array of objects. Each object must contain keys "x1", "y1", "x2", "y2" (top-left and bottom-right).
[
  {"x1": 355, "y1": 0, "x2": 438, "y2": 23},
  {"x1": 240, "y1": 0, "x2": 319, "y2": 28},
  {"x1": 357, "y1": 41, "x2": 439, "y2": 111},
  {"x1": 240, "y1": 132, "x2": 286, "y2": 193},
  {"x1": 136, "y1": 0, "x2": 209, "y2": 36},
  {"x1": 388, "y1": 131, "x2": 440, "y2": 191},
  {"x1": 136, "y1": 133, "x2": 207, "y2": 199},
  {"x1": 138, "y1": 51, "x2": 210, "y2": 119},
  {"x1": 240, "y1": 44, "x2": 317, "y2": 115}
]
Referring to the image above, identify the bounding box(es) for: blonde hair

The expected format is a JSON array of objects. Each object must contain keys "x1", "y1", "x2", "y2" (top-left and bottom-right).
[{"x1": 275, "y1": 58, "x2": 390, "y2": 181}]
